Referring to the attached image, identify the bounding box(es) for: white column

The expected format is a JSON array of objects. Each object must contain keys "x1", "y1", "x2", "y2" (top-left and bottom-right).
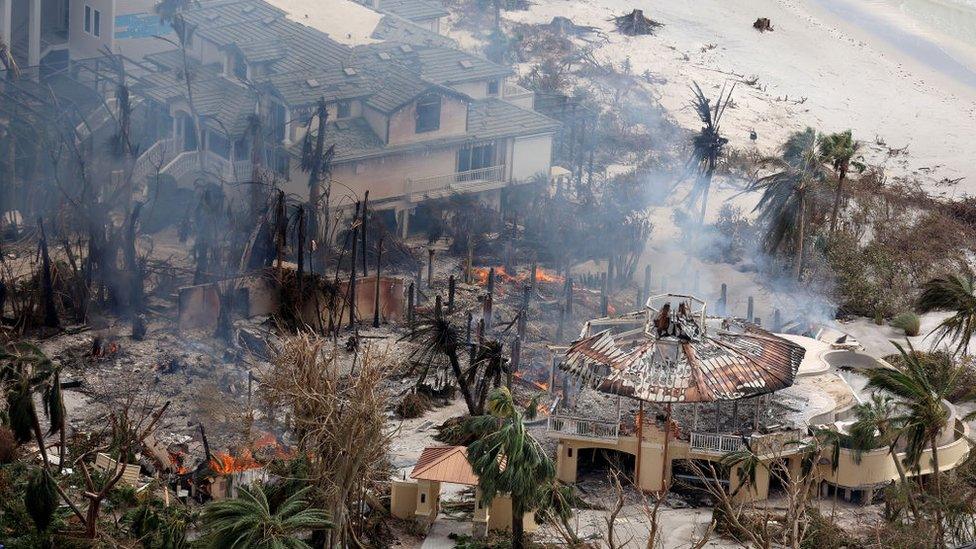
[{"x1": 28, "y1": 0, "x2": 41, "y2": 66}]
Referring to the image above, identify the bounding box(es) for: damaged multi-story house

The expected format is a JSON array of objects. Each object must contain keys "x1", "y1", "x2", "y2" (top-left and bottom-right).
[{"x1": 1, "y1": 0, "x2": 557, "y2": 236}]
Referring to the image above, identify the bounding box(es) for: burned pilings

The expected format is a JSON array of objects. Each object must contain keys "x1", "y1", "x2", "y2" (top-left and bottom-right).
[
  {"x1": 448, "y1": 275, "x2": 456, "y2": 314},
  {"x1": 373, "y1": 236, "x2": 383, "y2": 328},
  {"x1": 407, "y1": 283, "x2": 415, "y2": 325},
  {"x1": 483, "y1": 267, "x2": 495, "y2": 330}
]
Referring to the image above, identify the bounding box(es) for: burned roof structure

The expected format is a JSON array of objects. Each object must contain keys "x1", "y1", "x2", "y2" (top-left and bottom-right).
[{"x1": 561, "y1": 294, "x2": 805, "y2": 403}]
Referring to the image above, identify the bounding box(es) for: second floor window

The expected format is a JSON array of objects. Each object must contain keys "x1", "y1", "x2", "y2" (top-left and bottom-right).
[
  {"x1": 487, "y1": 79, "x2": 499, "y2": 96},
  {"x1": 84, "y1": 6, "x2": 100, "y2": 37},
  {"x1": 337, "y1": 100, "x2": 351, "y2": 119},
  {"x1": 415, "y1": 94, "x2": 441, "y2": 133},
  {"x1": 232, "y1": 51, "x2": 247, "y2": 81}
]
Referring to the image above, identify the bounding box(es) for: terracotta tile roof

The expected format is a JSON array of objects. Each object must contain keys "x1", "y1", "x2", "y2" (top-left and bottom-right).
[{"x1": 410, "y1": 446, "x2": 479, "y2": 486}]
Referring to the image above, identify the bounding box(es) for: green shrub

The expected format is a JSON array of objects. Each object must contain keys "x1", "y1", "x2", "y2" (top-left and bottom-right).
[{"x1": 891, "y1": 312, "x2": 921, "y2": 336}]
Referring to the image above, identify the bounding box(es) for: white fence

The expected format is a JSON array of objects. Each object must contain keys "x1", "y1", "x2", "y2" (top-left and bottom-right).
[
  {"x1": 547, "y1": 415, "x2": 619, "y2": 442},
  {"x1": 689, "y1": 432, "x2": 746, "y2": 455}
]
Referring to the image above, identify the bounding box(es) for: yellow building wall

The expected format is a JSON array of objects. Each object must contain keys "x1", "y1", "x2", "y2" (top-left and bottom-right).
[
  {"x1": 285, "y1": 147, "x2": 459, "y2": 204},
  {"x1": 387, "y1": 95, "x2": 468, "y2": 146},
  {"x1": 486, "y1": 494, "x2": 538, "y2": 534},
  {"x1": 415, "y1": 479, "x2": 440, "y2": 521},
  {"x1": 390, "y1": 480, "x2": 419, "y2": 519},
  {"x1": 822, "y1": 419, "x2": 970, "y2": 489}
]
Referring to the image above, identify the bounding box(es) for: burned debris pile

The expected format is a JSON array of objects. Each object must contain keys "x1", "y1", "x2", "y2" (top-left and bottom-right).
[
  {"x1": 611, "y1": 9, "x2": 664, "y2": 36},
  {"x1": 753, "y1": 17, "x2": 774, "y2": 32}
]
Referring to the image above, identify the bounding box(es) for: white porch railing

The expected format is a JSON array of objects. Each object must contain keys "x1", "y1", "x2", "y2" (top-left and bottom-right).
[
  {"x1": 160, "y1": 151, "x2": 201, "y2": 183},
  {"x1": 406, "y1": 164, "x2": 507, "y2": 200},
  {"x1": 689, "y1": 432, "x2": 746, "y2": 455},
  {"x1": 547, "y1": 414, "x2": 619, "y2": 442},
  {"x1": 132, "y1": 138, "x2": 175, "y2": 185}
]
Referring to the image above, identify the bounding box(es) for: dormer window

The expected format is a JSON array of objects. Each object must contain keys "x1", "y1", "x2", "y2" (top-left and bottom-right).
[
  {"x1": 337, "y1": 100, "x2": 351, "y2": 119},
  {"x1": 232, "y1": 51, "x2": 247, "y2": 81},
  {"x1": 487, "y1": 79, "x2": 500, "y2": 96},
  {"x1": 415, "y1": 94, "x2": 441, "y2": 133}
]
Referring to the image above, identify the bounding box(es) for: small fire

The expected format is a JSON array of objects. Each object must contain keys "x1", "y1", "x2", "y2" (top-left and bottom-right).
[
  {"x1": 209, "y1": 450, "x2": 262, "y2": 475},
  {"x1": 471, "y1": 266, "x2": 565, "y2": 287},
  {"x1": 513, "y1": 371, "x2": 550, "y2": 392},
  {"x1": 532, "y1": 268, "x2": 565, "y2": 284},
  {"x1": 91, "y1": 338, "x2": 120, "y2": 359},
  {"x1": 253, "y1": 432, "x2": 294, "y2": 460}
]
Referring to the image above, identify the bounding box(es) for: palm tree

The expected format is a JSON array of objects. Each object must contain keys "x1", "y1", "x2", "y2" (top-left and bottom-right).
[
  {"x1": 687, "y1": 82, "x2": 733, "y2": 226},
  {"x1": 403, "y1": 311, "x2": 478, "y2": 415},
  {"x1": 817, "y1": 130, "x2": 863, "y2": 235},
  {"x1": 848, "y1": 393, "x2": 919, "y2": 517},
  {"x1": 916, "y1": 269, "x2": 976, "y2": 356},
  {"x1": 748, "y1": 128, "x2": 827, "y2": 281},
  {"x1": 201, "y1": 485, "x2": 331, "y2": 549},
  {"x1": 466, "y1": 388, "x2": 554, "y2": 549},
  {"x1": 863, "y1": 340, "x2": 975, "y2": 544},
  {"x1": 0, "y1": 342, "x2": 64, "y2": 466}
]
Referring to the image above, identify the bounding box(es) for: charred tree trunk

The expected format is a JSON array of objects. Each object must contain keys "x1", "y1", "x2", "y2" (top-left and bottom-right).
[
  {"x1": 347, "y1": 202, "x2": 360, "y2": 329},
  {"x1": 37, "y1": 219, "x2": 59, "y2": 328},
  {"x1": 123, "y1": 203, "x2": 144, "y2": 317},
  {"x1": 373, "y1": 235, "x2": 382, "y2": 328}
]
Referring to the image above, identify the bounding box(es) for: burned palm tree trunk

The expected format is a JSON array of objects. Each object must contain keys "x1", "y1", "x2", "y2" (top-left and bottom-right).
[
  {"x1": 123, "y1": 203, "x2": 145, "y2": 320},
  {"x1": 248, "y1": 113, "x2": 265, "y2": 222},
  {"x1": 372, "y1": 235, "x2": 383, "y2": 327},
  {"x1": 484, "y1": 267, "x2": 495, "y2": 330},
  {"x1": 347, "y1": 202, "x2": 360, "y2": 329},
  {"x1": 447, "y1": 275, "x2": 455, "y2": 313},
  {"x1": 407, "y1": 283, "x2": 415, "y2": 325},
  {"x1": 274, "y1": 190, "x2": 287, "y2": 276},
  {"x1": 296, "y1": 205, "x2": 306, "y2": 299},
  {"x1": 361, "y1": 191, "x2": 369, "y2": 278},
  {"x1": 427, "y1": 248, "x2": 435, "y2": 288},
  {"x1": 37, "y1": 219, "x2": 59, "y2": 328},
  {"x1": 301, "y1": 99, "x2": 334, "y2": 273}
]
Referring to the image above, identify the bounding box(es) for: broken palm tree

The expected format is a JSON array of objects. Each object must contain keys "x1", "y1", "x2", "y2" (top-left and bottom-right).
[{"x1": 611, "y1": 9, "x2": 663, "y2": 36}]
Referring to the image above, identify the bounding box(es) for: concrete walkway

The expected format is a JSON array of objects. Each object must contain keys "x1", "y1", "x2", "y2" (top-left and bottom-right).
[{"x1": 419, "y1": 518, "x2": 470, "y2": 549}]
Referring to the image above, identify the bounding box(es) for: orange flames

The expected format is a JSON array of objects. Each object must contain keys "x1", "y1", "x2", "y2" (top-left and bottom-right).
[
  {"x1": 210, "y1": 450, "x2": 262, "y2": 475},
  {"x1": 513, "y1": 371, "x2": 550, "y2": 392},
  {"x1": 471, "y1": 266, "x2": 565, "y2": 287}
]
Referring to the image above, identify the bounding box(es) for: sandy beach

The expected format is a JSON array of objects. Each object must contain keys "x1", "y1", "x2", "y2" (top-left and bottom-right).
[{"x1": 501, "y1": 0, "x2": 976, "y2": 197}]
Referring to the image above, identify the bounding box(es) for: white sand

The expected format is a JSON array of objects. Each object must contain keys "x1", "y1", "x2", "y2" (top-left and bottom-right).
[{"x1": 504, "y1": 0, "x2": 976, "y2": 195}]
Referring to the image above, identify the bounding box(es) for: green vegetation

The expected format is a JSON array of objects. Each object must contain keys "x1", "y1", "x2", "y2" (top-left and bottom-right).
[{"x1": 891, "y1": 312, "x2": 922, "y2": 336}]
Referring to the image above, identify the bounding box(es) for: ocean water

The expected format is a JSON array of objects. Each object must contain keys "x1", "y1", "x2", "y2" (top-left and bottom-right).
[
  {"x1": 892, "y1": 0, "x2": 976, "y2": 53},
  {"x1": 812, "y1": 0, "x2": 976, "y2": 89}
]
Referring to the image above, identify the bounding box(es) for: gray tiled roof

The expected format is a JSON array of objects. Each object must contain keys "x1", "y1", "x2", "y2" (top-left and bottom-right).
[
  {"x1": 371, "y1": 15, "x2": 456, "y2": 48},
  {"x1": 136, "y1": 69, "x2": 258, "y2": 136},
  {"x1": 378, "y1": 0, "x2": 449, "y2": 22},
  {"x1": 364, "y1": 67, "x2": 436, "y2": 112},
  {"x1": 417, "y1": 47, "x2": 512, "y2": 85},
  {"x1": 466, "y1": 98, "x2": 560, "y2": 140},
  {"x1": 260, "y1": 66, "x2": 370, "y2": 106}
]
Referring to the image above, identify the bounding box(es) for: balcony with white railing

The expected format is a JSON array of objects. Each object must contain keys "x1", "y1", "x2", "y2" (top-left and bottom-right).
[
  {"x1": 405, "y1": 164, "x2": 507, "y2": 202},
  {"x1": 547, "y1": 415, "x2": 620, "y2": 442},
  {"x1": 689, "y1": 432, "x2": 746, "y2": 455}
]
